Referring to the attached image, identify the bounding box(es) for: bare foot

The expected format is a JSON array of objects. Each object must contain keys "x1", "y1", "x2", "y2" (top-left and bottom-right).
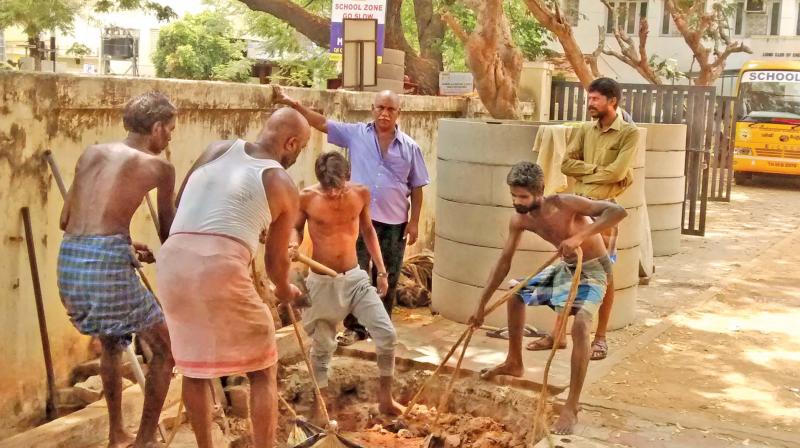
[
  {"x1": 479, "y1": 361, "x2": 524, "y2": 380},
  {"x1": 379, "y1": 399, "x2": 406, "y2": 416},
  {"x1": 551, "y1": 406, "x2": 579, "y2": 435},
  {"x1": 525, "y1": 335, "x2": 566, "y2": 351},
  {"x1": 108, "y1": 431, "x2": 135, "y2": 448}
]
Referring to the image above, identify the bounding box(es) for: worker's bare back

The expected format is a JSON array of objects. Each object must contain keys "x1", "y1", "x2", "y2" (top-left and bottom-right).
[
  {"x1": 514, "y1": 195, "x2": 609, "y2": 261},
  {"x1": 300, "y1": 182, "x2": 370, "y2": 273},
  {"x1": 62, "y1": 143, "x2": 172, "y2": 237}
]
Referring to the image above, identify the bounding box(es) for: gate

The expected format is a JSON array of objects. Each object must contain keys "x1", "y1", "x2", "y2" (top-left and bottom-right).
[{"x1": 550, "y1": 81, "x2": 737, "y2": 236}]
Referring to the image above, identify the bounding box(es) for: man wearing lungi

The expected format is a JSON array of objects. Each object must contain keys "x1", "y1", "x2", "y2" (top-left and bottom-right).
[
  {"x1": 156, "y1": 107, "x2": 309, "y2": 448},
  {"x1": 273, "y1": 86, "x2": 430, "y2": 347},
  {"x1": 291, "y1": 151, "x2": 404, "y2": 418},
  {"x1": 556, "y1": 77, "x2": 640, "y2": 361},
  {"x1": 471, "y1": 162, "x2": 627, "y2": 435},
  {"x1": 57, "y1": 91, "x2": 177, "y2": 448}
]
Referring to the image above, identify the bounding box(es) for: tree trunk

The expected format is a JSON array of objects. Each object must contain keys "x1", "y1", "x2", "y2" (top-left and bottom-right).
[
  {"x1": 384, "y1": 0, "x2": 440, "y2": 95},
  {"x1": 444, "y1": 0, "x2": 522, "y2": 119},
  {"x1": 413, "y1": 0, "x2": 444, "y2": 70},
  {"x1": 28, "y1": 37, "x2": 42, "y2": 71}
]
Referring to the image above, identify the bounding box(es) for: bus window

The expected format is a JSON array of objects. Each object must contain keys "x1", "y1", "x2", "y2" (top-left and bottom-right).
[{"x1": 739, "y1": 78, "x2": 800, "y2": 121}]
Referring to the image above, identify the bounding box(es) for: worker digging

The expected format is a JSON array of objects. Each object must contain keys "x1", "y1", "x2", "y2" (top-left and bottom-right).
[{"x1": 37, "y1": 80, "x2": 640, "y2": 448}]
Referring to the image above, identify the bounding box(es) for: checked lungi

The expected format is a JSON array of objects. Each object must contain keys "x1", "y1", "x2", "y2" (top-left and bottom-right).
[
  {"x1": 516, "y1": 255, "x2": 613, "y2": 317},
  {"x1": 57, "y1": 234, "x2": 164, "y2": 347}
]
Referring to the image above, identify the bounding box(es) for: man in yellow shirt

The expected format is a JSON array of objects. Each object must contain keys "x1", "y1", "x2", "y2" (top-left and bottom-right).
[{"x1": 528, "y1": 78, "x2": 639, "y2": 360}]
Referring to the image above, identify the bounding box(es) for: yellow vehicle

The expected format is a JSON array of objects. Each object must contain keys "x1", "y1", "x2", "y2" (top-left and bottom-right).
[{"x1": 732, "y1": 60, "x2": 800, "y2": 183}]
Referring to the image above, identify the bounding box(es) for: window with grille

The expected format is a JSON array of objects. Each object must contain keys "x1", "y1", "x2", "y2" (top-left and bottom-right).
[
  {"x1": 732, "y1": 2, "x2": 745, "y2": 36},
  {"x1": 797, "y1": 2, "x2": 800, "y2": 35},
  {"x1": 767, "y1": 0, "x2": 781, "y2": 35},
  {"x1": 606, "y1": 1, "x2": 648, "y2": 34}
]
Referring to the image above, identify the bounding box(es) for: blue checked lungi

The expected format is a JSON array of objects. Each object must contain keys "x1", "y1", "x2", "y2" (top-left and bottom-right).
[
  {"x1": 57, "y1": 234, "x2": 163, "y2": 347},
  {"x1": 517, "y1": 255, "x2": 613, "y2": 317}
]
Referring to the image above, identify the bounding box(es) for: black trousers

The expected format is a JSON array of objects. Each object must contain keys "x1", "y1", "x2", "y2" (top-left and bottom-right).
[{"x1": 343, "y1": 221, "x2": 407, "y2": 338}]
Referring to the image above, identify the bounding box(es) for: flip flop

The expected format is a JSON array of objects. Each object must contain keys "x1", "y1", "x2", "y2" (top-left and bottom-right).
[
  {"x1": 336, "y1": 329, "x2": 365, "y2": 347},
  {"x1": 485, "y1": 325, "x2": 541, "y2": 340},
  {"x1": 590, "y1": 339, "x2": 608, "y2": 360}
]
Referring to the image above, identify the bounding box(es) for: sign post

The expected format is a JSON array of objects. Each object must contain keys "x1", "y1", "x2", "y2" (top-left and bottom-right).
[{"x1": 330, "y1": 0, "x2": 387, "y2": 63}]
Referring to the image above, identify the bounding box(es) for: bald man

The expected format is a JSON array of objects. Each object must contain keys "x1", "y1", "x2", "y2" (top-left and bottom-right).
[
  {"x1": 274, "y1": 86, "x2": 430, "y2": 346},
  {"x1": 156, "y1": 107, "x2": 309, "y2": 448}
]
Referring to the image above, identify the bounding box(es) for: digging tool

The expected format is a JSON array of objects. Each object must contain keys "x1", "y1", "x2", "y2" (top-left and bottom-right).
[
  {"x1": 387, "y1": 253, "x2": 561, "y2": 435},
  {"x1": 284, "y1": 303, "x2": 364, "y2": 448},
  {"x1": 144, "y1": 192, "x2": 160, "y2": 237},
  {"x1": 533, "y1": 248, "x2": 583, "y2": 445},
  {"x1": 44, "y1": 151, "x2": 167, "y2": 441},
  {"x1": 414, "y1": 254, "x2": 562, "y2": 448},
  {"x1": 20, "y1": 207, "x2": 58, "y2": 421},
  {"x1": 276, "y1": 256, "x2": 364, "y2": 447},
  {"x1": 296, "y1": 253, "x2": 339, "y2": 277}
]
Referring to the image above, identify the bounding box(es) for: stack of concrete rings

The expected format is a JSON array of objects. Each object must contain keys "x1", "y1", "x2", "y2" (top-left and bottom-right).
[{"x1": 431, "y1": 119, "x2": 646, "y2": 331}]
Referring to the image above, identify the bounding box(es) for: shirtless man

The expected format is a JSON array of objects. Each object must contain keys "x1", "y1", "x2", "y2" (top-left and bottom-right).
[
  {"x1": 471, "y1": 161, "x2": 626, "y2": 435},
  {"x1": 291, "y1": 151, "x2": 404, "y2": 416},
  {"x1": 57, "y1": 91, "x2": 177, "y2": 448}
]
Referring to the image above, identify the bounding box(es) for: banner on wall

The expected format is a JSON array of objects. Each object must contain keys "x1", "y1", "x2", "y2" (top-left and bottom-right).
[{"x1": 330, "y1": 0, "x2": 386, "y2": 63}]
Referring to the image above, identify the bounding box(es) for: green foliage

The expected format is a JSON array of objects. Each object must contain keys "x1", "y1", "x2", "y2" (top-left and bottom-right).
[
  {"x1": 0, "y1": 0, "x2": 175, "y2": 43},
  {"x1": 211, "y1": 57, "x2": 255, "y2": 82},
  {"x1": 66, "y1": 42, "x2": 92, "y2": 57},
  {"x1": 505, "y1": 0, "x2": 552, "y2": 61},
  {"x1": 649, "y1": 56, "x2": 687, "y2": 83},
  {"x1": 0, "y1": 0, "x2": 80, "y2": 38},
  {"x1": 270, "y1": 50, "x2": 338, "y2": 87},
  {"x1": 152, "y1": 11, "x2": 253, "y2": 82},
  {"x1": 207, "y1": 0, "x2": 335, "y2": 86},
  {"x1": 94, "y1": 0, "x2": 177, "y2": 21}
]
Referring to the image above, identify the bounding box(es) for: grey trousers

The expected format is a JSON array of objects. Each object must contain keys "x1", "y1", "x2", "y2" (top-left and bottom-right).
[{"x1": 303, "y1": 267, "x2": 397, "y2": 387}]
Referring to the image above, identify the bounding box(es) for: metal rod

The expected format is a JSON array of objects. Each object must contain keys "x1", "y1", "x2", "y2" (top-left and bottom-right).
[{"x1": 21, "y1": 207, "x2": 58, "y2": 421}]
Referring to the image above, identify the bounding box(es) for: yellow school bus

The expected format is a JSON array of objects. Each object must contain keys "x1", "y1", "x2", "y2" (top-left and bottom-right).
[{"x1": 732, "y1": 60, "x2": 800, "y2": 183}]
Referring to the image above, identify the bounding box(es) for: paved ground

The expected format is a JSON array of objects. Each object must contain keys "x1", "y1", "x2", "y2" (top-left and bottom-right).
[
  {"x1": 352, "y1": 178, "x2": 800, "y2": 447},
  {"x1": 22, "y1": 178, "x2": 800, "y2": 447}
]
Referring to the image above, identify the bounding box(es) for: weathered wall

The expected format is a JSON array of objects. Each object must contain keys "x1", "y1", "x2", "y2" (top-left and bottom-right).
[{"x1": 0, "y1": 72, "x2": 475, "y2": 436}]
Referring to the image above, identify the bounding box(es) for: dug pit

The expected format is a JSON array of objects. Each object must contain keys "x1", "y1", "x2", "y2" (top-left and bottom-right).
[{"x1": 271, "y1": 356, "x2": 549, "y2": 448}]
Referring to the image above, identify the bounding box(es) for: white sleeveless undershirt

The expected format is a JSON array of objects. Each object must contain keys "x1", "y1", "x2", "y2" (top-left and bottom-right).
[{"x1": 170, "y1": 139, "x2": 283, "y2": 254}]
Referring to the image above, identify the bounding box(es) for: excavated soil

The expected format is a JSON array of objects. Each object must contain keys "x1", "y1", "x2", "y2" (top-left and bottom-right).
[{"x1": 273, "y1": 357, "x2": 546, "y2": 448}]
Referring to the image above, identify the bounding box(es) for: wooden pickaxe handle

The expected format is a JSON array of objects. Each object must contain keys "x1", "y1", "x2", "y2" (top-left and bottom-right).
[{"x1": 296, "y1": 253, "x2": 339, "y2": 278}]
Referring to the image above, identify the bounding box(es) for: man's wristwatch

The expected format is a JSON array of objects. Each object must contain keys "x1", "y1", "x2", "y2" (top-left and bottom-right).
[{"x1": 377, "y1": 272, "x2": 389, "y2": 278}]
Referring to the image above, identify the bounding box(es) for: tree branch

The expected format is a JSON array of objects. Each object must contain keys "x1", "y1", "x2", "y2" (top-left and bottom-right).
[
  {"x1": 238, "y1": 0, "x2": 329, "y2": 48},
  {"x1": 441, "y1": 11, "x2": 468, "y2": 44},
  {"x1": 523, "y1": 0, "x2": 594, "y2": 86}
]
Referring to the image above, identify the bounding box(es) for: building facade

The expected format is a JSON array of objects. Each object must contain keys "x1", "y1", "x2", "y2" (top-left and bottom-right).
[{"x1": 558, "y1": 0, "x2": 800, "y2": 91}]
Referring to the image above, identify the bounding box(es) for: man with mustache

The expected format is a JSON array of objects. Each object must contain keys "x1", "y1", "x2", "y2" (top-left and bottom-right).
[
  {"x1": 273, "y1": 86, "x2": 430, "y2": 347},
  {"x1": 472, "y1": 161, "x2": 627, "y2": 435},
  {"x1": 542, "y1": 77, "x2": 641, "y2": 361}
]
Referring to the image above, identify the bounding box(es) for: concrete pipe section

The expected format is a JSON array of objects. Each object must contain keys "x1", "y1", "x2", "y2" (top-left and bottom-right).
[
  {"x1": 432, "y1": 119, "x2": 646, "y2": 332},
  {"x1": 639, "y1": 124, "x2": 688, "y2": 256}
]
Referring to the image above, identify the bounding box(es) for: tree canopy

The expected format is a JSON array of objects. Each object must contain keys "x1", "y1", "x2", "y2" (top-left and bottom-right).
[{"x1": 152, "y1": 11, "x2": 253, "y2": 82}]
